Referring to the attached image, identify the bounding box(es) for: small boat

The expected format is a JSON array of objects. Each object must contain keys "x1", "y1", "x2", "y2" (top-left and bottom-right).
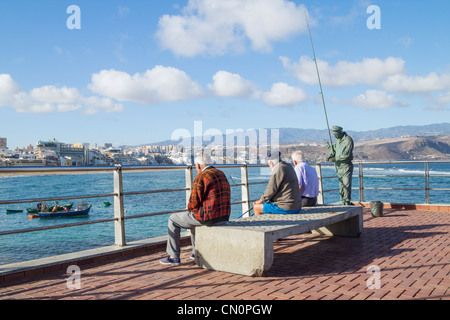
[
  {"x1": 6, "y1": 208, "x2": 23, "y2": 214},
  {"x1": 38, "y1": 205, "x2": 91, "y2": 218},
  {"x1": 103, "y1": 201, "x2": 112, "y2": 207},
  {"x1": 26, "y1": 202, "x2": 73, "y2": 213}
]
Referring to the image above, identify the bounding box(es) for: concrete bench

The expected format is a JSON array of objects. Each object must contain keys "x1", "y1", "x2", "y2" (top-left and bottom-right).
[{"x1": 194, "y1": 205, "x2": 363, "y2": 277}]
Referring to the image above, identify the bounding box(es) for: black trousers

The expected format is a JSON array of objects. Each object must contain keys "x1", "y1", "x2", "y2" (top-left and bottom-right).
[{"x1": 301, "y1": 196, "x2": 317, "y2": 207}]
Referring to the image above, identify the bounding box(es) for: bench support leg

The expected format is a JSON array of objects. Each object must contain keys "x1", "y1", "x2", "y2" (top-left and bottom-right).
[
  {"x1": 312, "y1": 214, "x2": 363, "y2": 238},
  {"x1": 195, "y1": 227, "x2": 273, "y2": 277}
]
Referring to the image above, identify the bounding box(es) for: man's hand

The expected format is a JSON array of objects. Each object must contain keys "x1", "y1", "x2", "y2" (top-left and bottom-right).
[
  {"x1": 254, "y1": 199, "x2": 263, "y2": 205},
  {"x1": 327, "y1": 156, "x2": 336, "y2": 162}
]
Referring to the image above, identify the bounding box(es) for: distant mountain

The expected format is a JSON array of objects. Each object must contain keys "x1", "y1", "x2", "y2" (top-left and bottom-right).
[
  {"x1": 279, "y1": 135, "x2": 450, "y2": 161},
  {"x1": 354, "y1": 135, "x2": 450, "y2": 161},
  {"x1": 278, "y1": 123, "x2": 450, "y2": 145},
  {"x1": 145, "y1": 123, "x2": 450, "y2": 146}
]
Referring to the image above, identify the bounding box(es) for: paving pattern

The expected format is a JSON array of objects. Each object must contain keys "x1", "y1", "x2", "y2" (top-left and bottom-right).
[{"x1": 0, "y1": 208, "x2": 448, "y2": 300}]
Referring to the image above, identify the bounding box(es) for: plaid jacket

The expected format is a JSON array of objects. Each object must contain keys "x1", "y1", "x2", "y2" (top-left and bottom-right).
[{"x1": 188, "y1": 166, "x2": 231, "y2": 223}]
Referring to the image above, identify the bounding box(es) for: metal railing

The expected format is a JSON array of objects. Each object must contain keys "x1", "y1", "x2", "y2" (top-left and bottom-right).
[
  {"x1": 0, "y1": 161, "x2": 448, "y2": 250},
  {"x1": 0, "y1": 165, "x2": 266, "y2": 247},
  {"x1": 315, "y1": 160, "x2": 450, "y2": 204}
]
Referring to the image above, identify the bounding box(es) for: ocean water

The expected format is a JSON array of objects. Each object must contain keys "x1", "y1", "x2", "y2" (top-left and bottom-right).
[{"x1": 0, "y1": 162, "x2": 448, "y2": 265}]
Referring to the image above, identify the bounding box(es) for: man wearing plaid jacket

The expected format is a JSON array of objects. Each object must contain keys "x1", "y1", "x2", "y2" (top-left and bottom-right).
[{"x1": 160, "y1": 153, "x2": 231, "y2": 266}]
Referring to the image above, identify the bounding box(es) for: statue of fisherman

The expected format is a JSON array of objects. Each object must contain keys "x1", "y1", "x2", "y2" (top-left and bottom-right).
[{"x1": 327, "y1": 126, "x2": 354, "y2": 205}]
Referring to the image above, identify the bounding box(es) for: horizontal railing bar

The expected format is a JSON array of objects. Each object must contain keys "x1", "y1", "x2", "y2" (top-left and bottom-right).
[
  {"x1": 322, "y1": 189, "x2": 340, "y2": 193},
  {"x1": 248, "y1": 181, "x2": 269, "y2": 185},
  {"x1": 0, "y1": 217, "x2": 118, "y2": 237},
  {"x1": 363, "y1": 187, "x2": 425, "y2": 191},
  {"x1": 123, "y1": 188, "x2": 189, "y2": 196},
  {"x1": 120, "y1": 165, "x2": 189, "y2": 172},
  {"x1": 124, "y1": 209, "x2": 187, "y2": 220},
  {"x1": 429, "y1": 188, "x2": 450, "y2": 191},
  {"x1": 229, "y1": 183, "x2": 245, "y2": 188},
  {"x1": 355, "y1": 160, "x2": 450, "y2": 165},
  {"x1": 363, "y1": 175, "x2": 424, "y2": 178},
  {"x1": 0, "y1": 193, "x2": 117, "y2": 206},
  {"x1": 0, "y1": 161, "x2": 448, "y2": 173},
  {"x1": 0, "y1": 167, "x2": 115, "y2": 176}
]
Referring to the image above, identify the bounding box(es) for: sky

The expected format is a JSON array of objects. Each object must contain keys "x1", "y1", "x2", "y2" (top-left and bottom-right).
[{"x1": 1, "y1": 0, "x2": 449, "y2": 149}]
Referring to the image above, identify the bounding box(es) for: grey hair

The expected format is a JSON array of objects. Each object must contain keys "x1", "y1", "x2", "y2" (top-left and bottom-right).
[
  {"x1": 194, "y1": 153, "x2": 213, "y2": 166},
  {"x1": 291, "y1": 151, "x2": 304, "y2": 163}
]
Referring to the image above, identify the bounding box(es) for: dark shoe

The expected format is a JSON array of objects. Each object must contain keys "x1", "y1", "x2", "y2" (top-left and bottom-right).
[
  {"x1": 189, "y1": 253, "x2": 195, "y2": 260},
  {"x1": 160, "y1": 256, "x2": 180, "y2": 266}
]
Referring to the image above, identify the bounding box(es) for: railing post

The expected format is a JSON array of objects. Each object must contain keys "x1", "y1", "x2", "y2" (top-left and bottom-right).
[
  {"x1": 241, "y1": 165, "x2": 251, "y2": 216},
  {"x1": 113, "y1": 165, "x2": 126, "y2": 246},
  {"x1": 316, "y1": 163, "x2": 324, "y2": 205},
  {"x1": 425, "y1": 161, "x2": 430, "y2": 204},
  {"x1": 358, "y1": 162, "x2": 364, "y2": 203},
  {"x1": 185, "y1": 166, "x2": 194, "y2": 208}
]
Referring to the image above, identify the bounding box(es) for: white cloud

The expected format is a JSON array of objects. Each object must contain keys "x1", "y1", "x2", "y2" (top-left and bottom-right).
[
  {"x1": 350, "y1": 90, "x2": 404, "y2": 109},
  {"x1": 156, "y1": 0, "x2": 308, "y2": 57},
  {"x1": 208, "y1": 71, "x2": 255, "y2": 97},
  {"x1": 280, "y1": 56, "x2": 406, "y2": 87},
  {"x1": 81, "y1": 96, "x2": 123, "y2": 115},
  {"x1": 381, "y1": 73, "x2": 450, "y2": 94},
  {"x1": 0, "y1": 73, "x2": 123, "y2": 114},
  {"x1": 426, "y1": 91, "x2": 450, "y2": 111},
  {"x1": 88, "y1": 66, "x2": 204, "y2": 104},
  {"x1": 437, "y1": 91, "x2": 450, "y2": 104},
  {"x1": 207, "y1": 71, "x2": 308, "y2": 106},
  {"x1": 30, "y1": 85, "x2": 81, "y2": 104},
  {"x1": 259, "y1": 82, "x2": 308, "y2": 106},
  {"x1": 0, "y1": 74, "x2": 22, "y2": 105}
]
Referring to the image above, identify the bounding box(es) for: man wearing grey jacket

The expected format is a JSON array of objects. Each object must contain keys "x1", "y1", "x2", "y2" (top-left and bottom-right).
[{"x1": 253, "y1": 151, "x2": 302, "y2": 215}]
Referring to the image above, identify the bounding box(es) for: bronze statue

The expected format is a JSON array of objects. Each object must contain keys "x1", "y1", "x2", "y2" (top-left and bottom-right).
[{"x1": 327, "y1": 126, "x2": 354, "y2": 205}]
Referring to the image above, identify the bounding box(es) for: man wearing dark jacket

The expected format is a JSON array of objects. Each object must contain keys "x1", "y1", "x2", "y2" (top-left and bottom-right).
[
  {"x1": 253, "y1": 151, "x2": 302, "y2": 215},
  {"x1": 160, "y1": 153, "x2": 231, "y2": 266}
]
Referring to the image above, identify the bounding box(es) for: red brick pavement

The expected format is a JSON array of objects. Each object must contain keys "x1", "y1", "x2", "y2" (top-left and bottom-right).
[{"x1": 0, "y1": 208, "x2": 448, "y2": 300}]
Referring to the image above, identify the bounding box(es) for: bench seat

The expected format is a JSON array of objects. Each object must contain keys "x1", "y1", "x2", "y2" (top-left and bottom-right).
[{"x1": 195, "y1": 205, "x2": 363, "y2": 276}]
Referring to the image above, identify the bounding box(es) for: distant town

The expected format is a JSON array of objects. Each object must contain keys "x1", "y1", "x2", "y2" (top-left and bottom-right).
[
  {"x1": 1, "y1": 130, "x2": 449, "y2": 166},
  {"x1": 1, "y1": 137, "x2": 321, "y2": 166},
  {"x1": 0, "y1": 137, "x2": 185, "y2": 166}
]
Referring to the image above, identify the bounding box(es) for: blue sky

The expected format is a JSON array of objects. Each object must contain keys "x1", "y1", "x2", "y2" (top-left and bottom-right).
[{"x1": 1, "y1": 0, "x2": 449, "y2": 149}]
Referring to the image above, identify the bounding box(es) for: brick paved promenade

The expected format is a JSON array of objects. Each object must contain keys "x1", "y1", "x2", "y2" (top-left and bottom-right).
[{"x1": 0, "y1": 207, "x2": 448, "y2": 300}]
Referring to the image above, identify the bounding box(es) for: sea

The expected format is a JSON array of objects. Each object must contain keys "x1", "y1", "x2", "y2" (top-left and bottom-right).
[{"x1": 0, "y1": 162, "x2": 449, "y2": 265}]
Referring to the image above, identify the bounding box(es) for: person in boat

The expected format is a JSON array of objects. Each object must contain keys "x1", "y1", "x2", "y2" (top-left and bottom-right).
[
  {"x1": 327, "y1": 126, "x2": 354, "y2": 205},
  {"x1": 160, "y1": 153, "x2": 231, "y2": 267},
  {"x1": 52, "y1": 201, "x2": 59, "y2": 213},
  {"x1": 253, "y1": 151, "x2": 302, "y2": 215},
  {"x1": 292, "y1": 151, "x2": 319, "y2": 207}
]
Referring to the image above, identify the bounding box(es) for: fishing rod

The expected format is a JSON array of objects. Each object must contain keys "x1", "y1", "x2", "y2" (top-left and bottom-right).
[
  {"x1": 304, "y1": 11, "x2": 343, "y2": 192},
  {"x1": 304, "y1": 11, "x2": 334, "y2": 153},
  {"x1": 237, "y1": 206, "x2": 253, "y2": 219}
]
